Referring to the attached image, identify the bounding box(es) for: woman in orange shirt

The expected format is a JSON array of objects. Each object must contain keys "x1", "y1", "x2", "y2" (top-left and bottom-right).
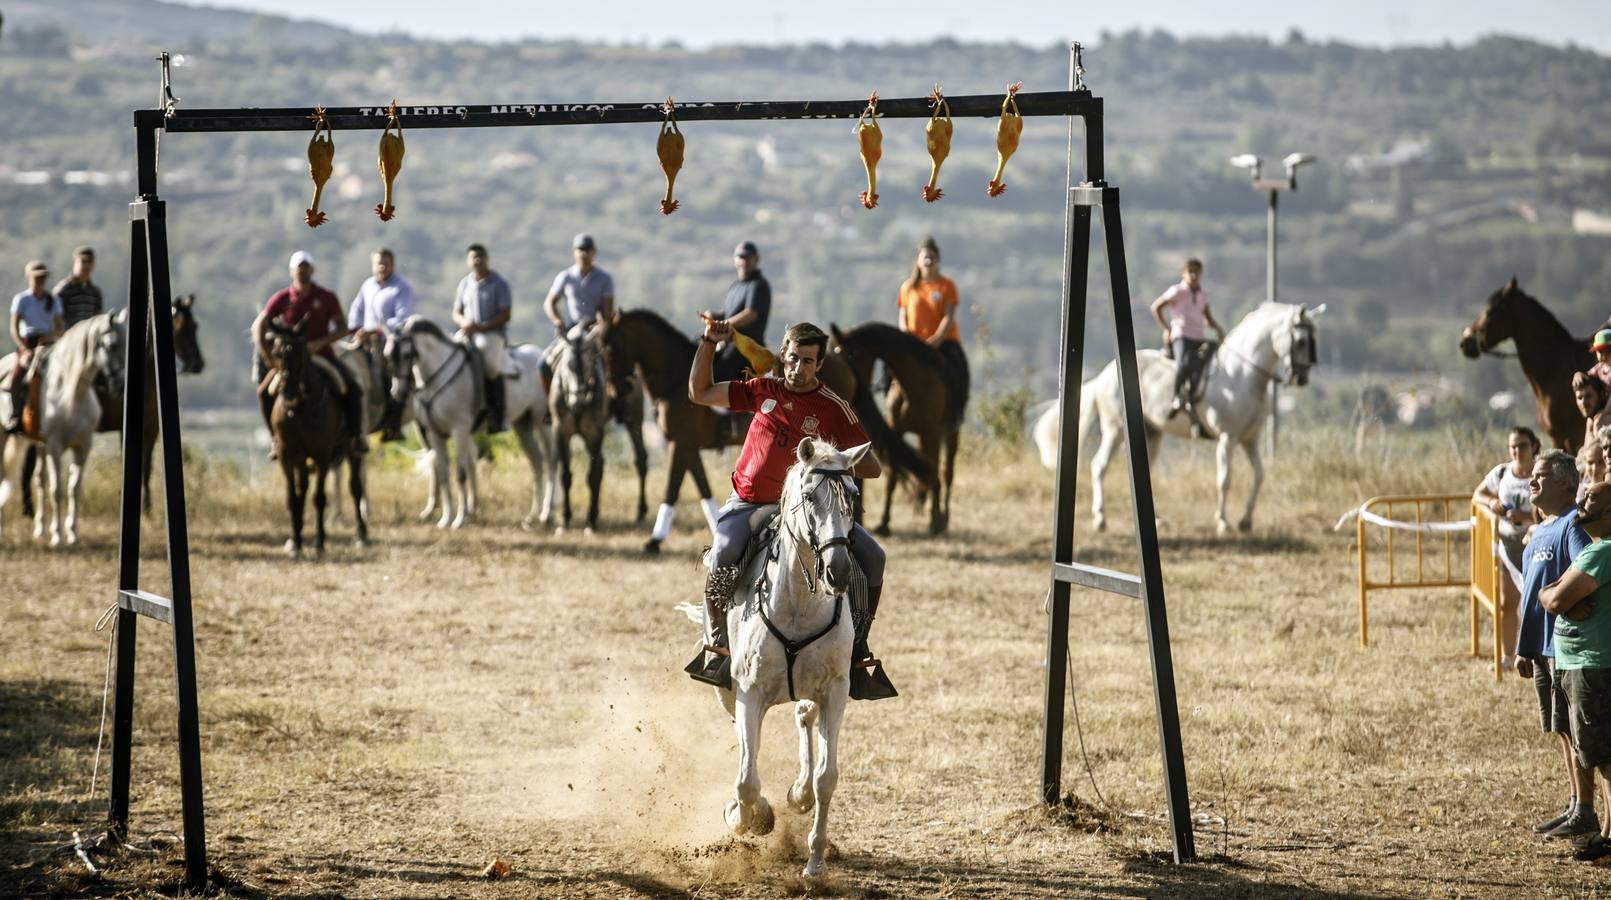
[{"x1": 897, "y1": 236, "x2": 968, "y2": 420}]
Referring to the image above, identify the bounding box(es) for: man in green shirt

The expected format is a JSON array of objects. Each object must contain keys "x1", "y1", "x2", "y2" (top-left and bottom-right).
[{"x1": 1543, "y1": 481, "x2": 1611, "y2": 860}]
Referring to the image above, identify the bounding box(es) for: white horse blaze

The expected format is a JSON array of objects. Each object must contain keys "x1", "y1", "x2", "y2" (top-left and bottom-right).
[
  {"x1": 710, "y1": 438, "x2": 871, "y2": 878},
  {"x1": 1034, "y1": 303, "x2": 1321, "y2": 536}
]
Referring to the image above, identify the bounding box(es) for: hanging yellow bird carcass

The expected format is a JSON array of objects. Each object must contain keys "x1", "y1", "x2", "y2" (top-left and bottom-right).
[
  {"x1": 855, "y1": 91, "x2": 882, "y2": 209},
  {"x1": 304, "y1": 106, "x2": 334, "y2": 227},
  {"x1": 922, "y1": 86, "x2": 952, "y2": 203},
  {"x1": 987, "y1": 82, "x2": 1023, "y2": 198},
  {"x1": 657, "y1": 98, "x2": 685, "y2": 215},
  {"x1": 374, "y1": 101, "x2": 405, "y2": 221}
]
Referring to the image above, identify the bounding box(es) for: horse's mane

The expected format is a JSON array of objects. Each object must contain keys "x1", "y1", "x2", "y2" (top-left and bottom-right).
[
  {"x1": 837, "y1": 321, "x2": 944, "y2": 368},
  {"x1": 45, "y1": 312, "x2": 113, "y2": 395},
  {"x1": 1222, "y1": 302, "x2": 1302, "y2": 354},
  {"x1": 400, "y1": 316, "x2": 453, "y2": 344},
  {"x1": 619, "y1": 308, "x2": 695, "y2": 349},
  {"x1": 1503, "y1": 284, "x2": 1580, "y2": 345}
]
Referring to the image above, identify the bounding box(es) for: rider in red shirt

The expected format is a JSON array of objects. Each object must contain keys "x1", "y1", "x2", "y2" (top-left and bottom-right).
[
  {"x1": 250, "y1": 251, "x2": 366, "y2": 457},
  {"x1": 687, "y1": 318, "x2": 894, "y2": 698}
]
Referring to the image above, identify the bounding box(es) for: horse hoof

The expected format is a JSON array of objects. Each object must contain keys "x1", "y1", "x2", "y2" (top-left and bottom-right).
[
  {"x1": 749, "y1": 799, "x2": 775, "y2": 836},
  {"x1": 802, "y1": 858, "x2": 824, "y2": 878},
  {"x1": 1216, "y1": 521, "x2": 1231, "y2": 537},
  {"x1": 354, "y1": 538, "x2": 368, "y2": 550},
  {"x1": 1092, "y1": 516, "x2": 1106, "y2": 532},
  {"x1": 787, "y1": 783, "x2": 813, "y2": 813},
  {"x1": 65, "y1": 532, "x2": 78, "y2": 546},
  {"x1": 1237, "y1": 518, "x2": 1253, "y2": 533},
  {"x1": 48, "y1": 534, "x2": 61, "y2": 548},
  {"x1": 643, "y1": 538, "x2": 661, "y2": 555},
  {"x1": 554, "y1": 525, "x2": 567, "y2": 537},
  {"x1": 724, "y1": 799, "x2": 747, "y2": 835},
  {"x1": 873, "y1": 524, "x2": 891, "y2": 538},
  {"x1": 583, "y1": 526, "x2": 595, "y2": 537}
]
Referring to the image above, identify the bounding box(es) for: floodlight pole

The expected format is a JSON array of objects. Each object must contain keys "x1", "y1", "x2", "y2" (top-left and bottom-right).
[{"x1": 1234, "y1": 155, "x2": 1313, "y2": 457}]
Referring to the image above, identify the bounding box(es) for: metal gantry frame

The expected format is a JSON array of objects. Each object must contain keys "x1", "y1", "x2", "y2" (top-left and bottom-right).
[{"x1": 110, "y1": 43, "x2": 1191, "y2": 891}]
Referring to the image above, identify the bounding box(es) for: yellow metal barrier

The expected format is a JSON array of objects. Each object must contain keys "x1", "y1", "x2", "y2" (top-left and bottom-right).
[{"x1": 1352, "y1": 494, "x2": 1502, "y2": 681}]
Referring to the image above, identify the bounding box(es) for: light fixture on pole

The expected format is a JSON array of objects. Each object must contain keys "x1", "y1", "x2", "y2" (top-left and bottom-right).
[{"x1": 1230, "y1": 149, "x2": 1316, "y2": 455}]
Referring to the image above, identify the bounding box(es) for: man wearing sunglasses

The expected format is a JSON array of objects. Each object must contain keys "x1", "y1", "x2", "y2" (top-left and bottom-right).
[{"x1": 1542, "y1": 481, "x2": 1611, "y2": 861}]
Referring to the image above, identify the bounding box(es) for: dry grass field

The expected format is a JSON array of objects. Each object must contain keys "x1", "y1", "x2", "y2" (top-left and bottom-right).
[{"x1": 0, "y1": 422, "x2": 1600, "y2": 897}]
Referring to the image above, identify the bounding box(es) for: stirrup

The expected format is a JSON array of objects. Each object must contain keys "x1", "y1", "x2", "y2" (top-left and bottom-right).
[
  {"x1": 849, "y1": 659, "x2": 898, "y2": 701},
  {"x1": 685, "y1": 645, "x2": 732, "y2": 689}
]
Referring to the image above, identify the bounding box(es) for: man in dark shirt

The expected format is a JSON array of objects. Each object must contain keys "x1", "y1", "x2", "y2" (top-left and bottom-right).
[
  {"x1": 703, "y1": 240, "x2": 772, "y2": 383},
  {"x1": 54, "y1": 246, "x2": 103, "y2": 329}
]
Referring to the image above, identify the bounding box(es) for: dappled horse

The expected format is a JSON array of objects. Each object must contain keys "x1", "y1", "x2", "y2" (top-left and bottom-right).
[
  {"x1": 550, "y1": 327, "x2": 609, "y2": 534},
  {"x1": 1460, "y1": 277, "x2": 1594, "y2": 453},
  {"x1": 266, "y1": 323, "x2": 367, "y2": 558},
  {"x1": 696, "y1": 437, "x2": 870, "y2": 878},
  {"x1": 1037, "y1": 302, "x2": 1322, "y2": 535},
  {"x1": 385, "y1": 316, "x2": 555, "y2": 529},
  {"x1": 830, "y1": 322, "x2": 957, "y2": 535},
  {"x1": 19, "y1": 294, "x2": 205, "y2": 518},
  {"x1": 0, "y1": 311, "x2": 125, "y2": 545}
]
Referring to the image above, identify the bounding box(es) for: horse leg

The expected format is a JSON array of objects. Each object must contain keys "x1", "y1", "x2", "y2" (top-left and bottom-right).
[
  {"x1": 1214, "y1": 433, "x2": 1234, "y2": 536},
  {"x1": 585, "y1": 437, "x2": 605, "y2": 534},
  {"x1": 630, "y1": 423, "x2": 649, "y2": 524},
  {"x1": 876, "y1": 466, "x2": 895, "y2": 537},
  {"x1": 328, "y1": 457, "x2": 345, "y2": 523},
  {"x1": 919, "y1": 431, "x2": 944, "y2": 535},
  {"x1": 555, "y1": 426, "x2": 573, "y2": 535},
  {"x1": 349, "y1": 453, "x2": 368, "y2": 547},
  {"x1": 942, "y1": 426, "x2": 959, "y2": 528},
  {"x1": 804, "y1": 684, "x2": 847, "y2": 877},
  {"x1": 512, "y1": 420, "x2": 545, "y2": 530},
  {"x1": 284, "y1": 461, "x2": 304, "y2": 559},
  {"x1": 788, "y1": 701, "x2": 819, "y2": 813},
  {"x1": 647, "y1": 446, "x2": 689, "y2": 553},
  {"x1": 1090, "y1": 423, "x2": 1121, "y2": 532},
  {"x1": 33, "y1": 447, "x2": 49, "y2": 541},
  {"x1": 312, "y1": 462, "x2": 328, "y2": 556},
  {"x1": 63, "y1": 444, "x2": 87, "y2": 546},
  {"x1": 451, "y1": 429, "x2": 475, "y2": 529},
  {"x1": 725, "y1": 692, "x2": 774, "y2": 837},
  {"x1": 433, "y1": 432, "x2": 454, "y2": 530},
  {"x1": 19, "y1": 444, "x2": 34, "y2": 519},
  {"x1": 1237, "y1": 437, "x2": 1264, "y2": 533},
  {"x1": 535, "y1": 414, "x2": 557, "y2": 525}
]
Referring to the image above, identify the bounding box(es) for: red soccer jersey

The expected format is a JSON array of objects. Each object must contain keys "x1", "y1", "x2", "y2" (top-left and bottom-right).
[
  {"x1": 264, "y1": 283, "x2": 344, "y2": 358},
  {"x1": 728, "y1": 377, "x2": 869, "y2": 504}
]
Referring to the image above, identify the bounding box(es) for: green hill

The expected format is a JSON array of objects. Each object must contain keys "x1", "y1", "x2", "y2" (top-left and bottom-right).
[{"x1": 3, "y1": 3, "x2": 1610, "y2": 409}]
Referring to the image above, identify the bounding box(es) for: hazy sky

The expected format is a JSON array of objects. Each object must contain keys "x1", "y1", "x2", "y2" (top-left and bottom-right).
[{"x1": 193, "y1": 0, "x2": 1610, "y2": 52}]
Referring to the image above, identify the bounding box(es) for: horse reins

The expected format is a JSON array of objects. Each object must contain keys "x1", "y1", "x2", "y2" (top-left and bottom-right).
[
  {"x1": 758, "y1": 466, "x2": 858, "y2": 701},
  {"x1": 398, "y1": 331, "x2": 470, "y2": 435},
  {"x1": 1213, "y1": 319, "x2": 1317, "y2": 386}
]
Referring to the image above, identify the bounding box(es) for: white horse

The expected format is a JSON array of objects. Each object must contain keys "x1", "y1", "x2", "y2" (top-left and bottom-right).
[
  {"x1": 699, "y1": 437, "x2": 869, "y2": 878},
  {"x1": 384, "y1": 316, "x2": 556, "y2": 529},
  {"x1": 1034, "y1": 302, "x2": 1322, "y2": 535},
  {"x1": 0, "y1": 310, "x2": 125, "y2": 545}
]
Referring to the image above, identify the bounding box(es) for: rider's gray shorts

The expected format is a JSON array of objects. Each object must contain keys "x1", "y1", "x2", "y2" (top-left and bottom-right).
[{"x1": 709, "y1": 494, "x2": 885, "y2": 586}]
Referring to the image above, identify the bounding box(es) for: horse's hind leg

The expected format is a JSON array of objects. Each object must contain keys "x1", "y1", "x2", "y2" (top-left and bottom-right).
[
  {"x1": 284, "y1": 462, "x2": 305, "y2": 559},
  {"x1": 1090, "y1": 423, "x2": 1122, "y2": 532},
  {"x1": 876, "y1": 469, "x2": 895, "y2": 537},
  {"x1": 63, "y1": 444, "x2": 87, "y2": 546},
  {"x1": 629, "y1": 421, "x2": 649, "y2": 524},
  {"x1": 725, "y1": 693, "x2": 774, "y2": 837},
  {"x1": 450, "y1": 428, "x2": 475, "y2": 528},
  {"x1": 803, "y1": 685, "x2": 847, "y2": 877},
  {"x1": 1214, "y1": 433, "x2": 1235, "y2": 536},
  {"x1": 349, "y1": 454, "x2": 369, "y2": 547},
  {"x1": 511, "y1": 420, "x2": 545, "y2": 530},
  {"x1": 919, "y1": 431, "x2": 944, "y2": 535},
  {"x1": 942, "y1": 427, "x2": 959, "y2": 528},
  {"x1": 585, "y1": 437, "x2": 605, "y2": 534},
  {"x1": 328, "y1": 457, "x2": 346, "y2": 522},
  {"x1": 44, "y1": 449, "x2": 65, "y2": 547},
  {"x1": 555, "y1": 426, "x2": 574, "y2": 534},
  {"x1": 788, "y1": 701, "x2": 819, "y2": 813}
]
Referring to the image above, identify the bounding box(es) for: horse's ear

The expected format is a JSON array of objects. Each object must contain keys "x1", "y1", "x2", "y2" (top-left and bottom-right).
[
  {"x1": 829, "y1": 324, "x2": 846, "y2": 347},
  {"x1": 176, "y1": 294, "x2": 192, "y2": 310},
  {"x1": 844, "y1": 441, "x2": 872, "y2": 469},
  {"x1": 1506, "y1": 275, "x2": 1519, "y2": 292},
  {"x1": 797, "y1": 437, "x2": 816, "y2": 464},
  {"x1": 1307, "y1": 303, "x2": 1327, "y2": 318}
]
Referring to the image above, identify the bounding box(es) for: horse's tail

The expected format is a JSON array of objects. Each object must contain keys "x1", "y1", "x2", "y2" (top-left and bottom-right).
[{"x1": 850, "y1": 378, "x2": 936, "y2": 492}]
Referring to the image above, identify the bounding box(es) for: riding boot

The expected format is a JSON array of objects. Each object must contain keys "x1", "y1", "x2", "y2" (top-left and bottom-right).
[
  {"x1": 686, "y1": 565, "x2": 740, "y2": 689},
  {"x1": 849, "y1": 583, "x2": 898, "y2": 701},
  {"x1": 258, "y1": 387, "x2": 278, "y2": 460},
  {"x1": 378, "y1": 395, "x2": 405, "y2": 442},
  {"x1": 5, "y1": 375, "x2": 26, "y2": 434},
  {"x1": 485, "y1": 376, "x2": 507, "y2": 434}
]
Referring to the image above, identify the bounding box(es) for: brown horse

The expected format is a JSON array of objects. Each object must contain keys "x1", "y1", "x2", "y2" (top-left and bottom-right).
[
  {"x1": 604, "y1": 309, "x2": 935, "y2": 553},
  {"x1": 267, "y1": 323, "x2": 366, "y2": 557},
  {"x1": 21, "y1": 294, "x2": 205, "y2": 518},
  {"x1": 1460, "y1": 277, "x2": 1593, "y2": 452},
  {"x1": 829, "y1": 322, "x2": 959, "y2": 535}
]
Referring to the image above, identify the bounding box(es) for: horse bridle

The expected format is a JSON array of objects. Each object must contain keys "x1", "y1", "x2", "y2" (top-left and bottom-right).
[
  {"x1": 1218, "y1": 317, "x2": 1317, "y2": 386},
  {"x1": 783, "y1": 466, "x2": 859, "y2": 595},
  {"x1": 390, "y1": 330, "x2": 469, "y2": 433},
  {"x1": 757, "y1": 464, "x2": 858, "y2": 700}
]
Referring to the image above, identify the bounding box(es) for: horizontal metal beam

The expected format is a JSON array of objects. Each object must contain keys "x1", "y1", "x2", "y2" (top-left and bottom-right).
[
  {"x1": 1071, "y1": 183, "x2": 1118, "y2": 206},
  {"x1": 1051, "y1": 562, "x2": 1142, "y2": 599},
  {"x1": 117, "y1": 589, "x2": 173, "y2": 624},
  {"x1": 137, "y1": 89, "x2": 1096, "y2": 134}
]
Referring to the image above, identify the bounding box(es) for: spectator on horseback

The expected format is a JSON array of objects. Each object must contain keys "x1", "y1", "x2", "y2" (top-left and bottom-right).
[
  {"x1": 1576, "y1": 371, "x2": 1611, "y2": 453},
  {"x1": 348, "y1": 247, "x2": 414, "y2": 440},
  {"x1": 1591, "y1": 330, "x2": 1611, "y2": 393},
  {"x1": 687, "y1": 319, "x2": 894, "y2": 700},
  {"x1": 702, "y1": 240, "x2": 772, "y2": 384},
  {"x1": 6, "y1": 260, "x2": 64, "y2": 434},
  {"x1": 251, "y1": 251, "x2": 366, "y2": 457},
  {"x1": 541, "y1": 233, "x2": 615, "y2": 400},
  {"x1": 1150, "y1": 258, "x2": 1226, "y2": 434},
  {"x1": 897, "y1": 236, "x2": 969, "y2": 421},
  {"x1": 54, "y1": 246, "x2": 102, "y2": 329},
  {"x1": 454, "y1": 243, "x2": 514, "y2": 434},
  {"x1": 1477, "y1": 426, "x2": 1542, "y2": 667}
]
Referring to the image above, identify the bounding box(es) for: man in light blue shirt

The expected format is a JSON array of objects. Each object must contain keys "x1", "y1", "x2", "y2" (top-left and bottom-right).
[
  {"x1": 7, "y1": 260, "x2": 64, "y2": 434},
  {"x1": 541, "y1": 233, "x2": 615, "y2": 391},
  {"x1": 452, "y1": 243, "x2": 513, "y2": 433},
  {"x1": 348, "y1": 248, "x2": 415, "y2": 441}
]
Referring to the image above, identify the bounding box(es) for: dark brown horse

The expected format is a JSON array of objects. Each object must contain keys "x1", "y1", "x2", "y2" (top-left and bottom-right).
[
  {"x1": 21, "y1": 294, "x2": 205, "y2": 518},
  {"x1": 604, "y1": 309, "x2": 934, "y2": 552},
  {"x1": 830, "y1": 322, "x2": 959, "y2": 535},
  {"x1": 1460, "y1": 277, "x2": 1592, "y2": 452},
  {"x1": 267, "y1": 323, "x2": 366, "y2": 558}
]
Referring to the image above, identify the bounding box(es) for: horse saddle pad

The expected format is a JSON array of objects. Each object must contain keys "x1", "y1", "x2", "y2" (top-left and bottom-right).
[{"x1": 265, "y1": 357, "x2": 349, "y2": 397}]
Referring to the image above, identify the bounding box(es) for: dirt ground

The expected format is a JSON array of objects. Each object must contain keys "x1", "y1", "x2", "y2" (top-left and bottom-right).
[{"x1": 1, "y1": 429, "x2": 1601, "y2": 897}]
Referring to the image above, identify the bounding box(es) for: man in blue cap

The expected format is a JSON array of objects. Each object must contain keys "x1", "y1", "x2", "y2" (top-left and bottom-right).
[
  {"x1": 703, "y1": 240, "x2": 772, "y2": 383},
  {"x1": 541, "y1": 233, "x2": 615, "y2": 394}
]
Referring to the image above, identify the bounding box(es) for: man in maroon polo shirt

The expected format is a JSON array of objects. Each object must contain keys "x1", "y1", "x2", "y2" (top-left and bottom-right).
[{"x1": 250, "y1": 251, "x2": 366, "y2": 457}]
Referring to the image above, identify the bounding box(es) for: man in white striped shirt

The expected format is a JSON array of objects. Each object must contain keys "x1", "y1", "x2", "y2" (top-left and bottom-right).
[{"x1": 347, "y1": 248, "x2": 415, "y2": 440}]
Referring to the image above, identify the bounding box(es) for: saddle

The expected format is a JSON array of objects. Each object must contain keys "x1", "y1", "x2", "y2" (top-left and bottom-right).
[{"x1": 261, "y1": 356, "x2": 349, "y2": 398}]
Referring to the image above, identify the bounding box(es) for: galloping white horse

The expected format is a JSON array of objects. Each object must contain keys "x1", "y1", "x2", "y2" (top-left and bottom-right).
[
  {"x1": 0, "y1": 310, "x2": 125, "y2": 545},
  {"x1": 384, "y1": 316, "x2": 556, "y2": 529},
  {"x1": 1034, "y1": 302, "x2": 1322, "y2": 535},
  {"x1": 700, "y1": 438, "x2": 870, "y2": 878}
]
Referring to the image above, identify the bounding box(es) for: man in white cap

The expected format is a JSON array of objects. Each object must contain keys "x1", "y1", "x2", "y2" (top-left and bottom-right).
[
  {"x1": 6, "y1": 260, "x2": 64, "y2": 434},
  {"x1": 250, "y1": 251, "x2": 366, "y2": 456},
  {"x1": 540, "y1": 233, "x2": 615, "y2": 394}
]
